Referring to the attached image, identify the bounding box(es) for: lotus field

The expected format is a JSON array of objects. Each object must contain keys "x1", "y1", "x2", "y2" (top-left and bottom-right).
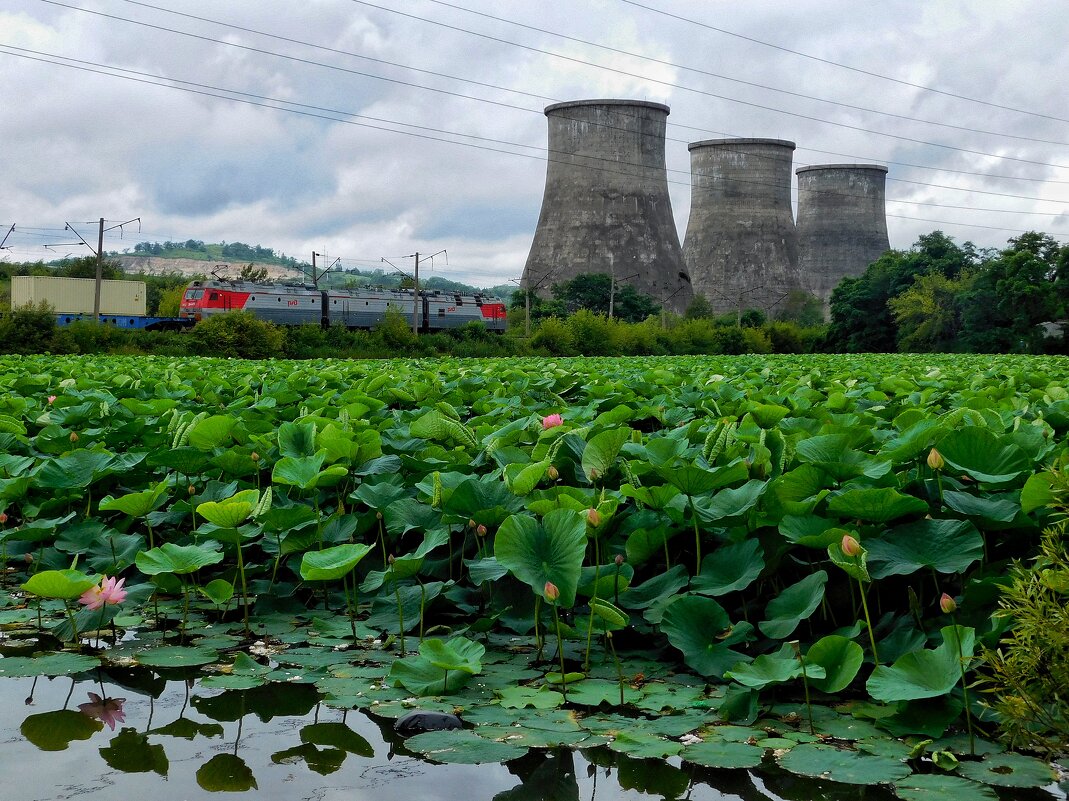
[{"x1": 0, "y1": 352, "x2": 1067, "y2": 792}]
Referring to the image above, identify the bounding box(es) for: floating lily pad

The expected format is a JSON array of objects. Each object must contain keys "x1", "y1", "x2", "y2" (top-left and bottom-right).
[
  {"x1": 682, "y1": 740, "x2": 765, "y2": 768},
  {"x1": 136, "y1": 646, "x2": 220, "y2": 668},
  {"x1": 778, "y1": 742, "x2": 911, "y2": 785},
  {"x1": 405, "y1": 729, "x2": 527, "y2": 764},
  {"x1": 0, "y1": 651, "x2": 100, "y2": 677},
  {"x1": 956, "y1": 752, "x2": 1055, "y2": 788},
  {"x1": 893, "y1": 774, "x2": 997, "y2": 801}
]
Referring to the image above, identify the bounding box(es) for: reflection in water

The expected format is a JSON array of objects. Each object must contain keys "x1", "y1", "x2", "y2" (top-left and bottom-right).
[{"x1": 4, "y1": 671, "x2": 909, "y2": 801}]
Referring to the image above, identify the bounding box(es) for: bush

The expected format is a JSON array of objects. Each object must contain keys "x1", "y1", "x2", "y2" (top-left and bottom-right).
[
  {"x1": 530, "y1": 317, "x2": 576, "y2": 355},
  {"x1": 187, "y1": 312, "x2": 285, "y2": 359},
  {"x1": 566, "y1": 310, "x2": 617, "y2": 356},
  {"x1": 0, "y1": 302, "x2": 56, "y2": 354},
  {"x1": 376, "y1": 306, "x2": 419, "y2": 352}
]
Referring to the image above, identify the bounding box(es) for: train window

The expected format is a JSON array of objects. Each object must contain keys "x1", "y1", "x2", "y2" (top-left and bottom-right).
[
  {"x1": 278, "y1": 298, "x2": 282, "y2": 302},
  {"x1": 209, "y1": 292, "x2": 219, "y2": 301},
  {"x1": 438, "y1": 308, "x2": 446, "y2": 317},
  {"x1": 184, "y1": 289, "x2": 203, "y2": 300},
  {"x1": 251, "y1": 296, "x2": 256, "y2": 301},
  {"x1": 366, "y1": 301, "x2": 369, "y2": 306}
]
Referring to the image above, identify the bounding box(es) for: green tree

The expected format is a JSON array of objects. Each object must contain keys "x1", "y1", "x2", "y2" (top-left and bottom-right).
[
  {"x1": 684, "y1": 294, "x2": 715, "y2": 319},
  {"x1": 550, "y1": 273, "x2": 659, "y2": 323},
  {"x1": 889, "y1": 270, "x2": 974, "y2": 352},
  {"x1": 239, "y1": 264, "x2": 269, "y2": 282},
  {"x1": 775, "y1": 290, "x2": 825, "y2": 327},
  {"x1": 58, "y1": 256, "x2": 123, "y2": 280}
]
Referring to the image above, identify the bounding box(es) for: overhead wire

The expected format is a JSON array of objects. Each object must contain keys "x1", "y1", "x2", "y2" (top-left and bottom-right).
[
  {"x1": 41, "y1": 0, "x2": 1069, "y2": 172},
  {"x1": 3, "y1": 44, "x2": 1063, "y2": 225},
  {"x1": 617, "y1": 0, "x2": 1069, "y2": 124}
]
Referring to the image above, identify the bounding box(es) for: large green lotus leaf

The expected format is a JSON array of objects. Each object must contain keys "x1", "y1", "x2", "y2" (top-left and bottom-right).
[
  {"x1": 940, "y1": 490, "x2": 1019, "y2": 523},
  {"x1": 98, "y1": 480, "x2": 169, "y2": 518},
  {"x1": 781, "y1": 516, "x2": 853, "y2": 550},
  {"x1": 21, "y1": 710, "x2": 102, "y2": 751},
  {"x1": 147, "y1": 447, "x2": 211, "y2": 475},
  {"x1": 581, "y1": 428, "x2": 630, "y2": 481},
  {"x1": 300, "y1": 722, "x2": 374, "y2": 756},
  {"x1": 404, "y1": 729, "x2": 527, "y2": 764},
  {"x1": 576, "y1": 561, "x2": 634, "y2": 599},
  {"x1": 299, "y1": 543, "x2": 373, "y2": 582},
  {"x1": 21, "y1": 568, "x2": 97, "y2": 600},
  {"x1": 618, "y1": 565, "x2": 690, "y2": 610},
  {"x1": 609, "y1": 731, "x2": 683, "y2": 759},
  {"x1": 879, "y1": 419, "x2": 944, "y2": 462},
  {"x1": 866, "y1": 519, "x2": 983, "y2": 578},
  {"x1": 758, "y1": 570, "x2": 827, "y2": 639},
  {"x1": 660, "y1": 595, "x2": 753, "y2": 678},
  {"x1": 691, "y1": 538, "x2": 764, "y2": 596},
  {"x1": 682, "y1": 740, "x2": 765, "y2": 769},
  {"x1": 827, "y1": 488, "x2": 928, "y2": 523},
  {"x1": 388, "y1": 653, "x2": 473, "y2": 696},
  {"x1": 0, "y1": 651, "x2": 100, "y2": 677},
  {"x1": 778, "y1": 742, "x2": 910, "y2": 785},
  {"x1": 33, "y1": 450, "x2": 117, "y2": 490},
  {"x1": 565, "y1": 678, "x2": 642, "y2": 706},
  {"x1": 936, "y1": 427, "x2": 1031, "y2": 484},
  {"x1": 806, "y1": 635, "x2": 864, "y2": 693},
  {"x1": 196, "y1": 753, "x2": 257, "y2": 792},
  {"x1": 769, "y1": 465, "x2": 833, "y2": 517},
  {"x1": 197, "y1": 500, "x2": 254, "y2": 529},
  {"x1": 956, "y1": 752, "x2": 1055, "y2": 788},
  {"x1": 137, "y1": 645, "x2": 220, "y2": 668},
  {"x1": 893, "y1": 774, "x2": 997, "y2": 801},
  {"x1": 496, "y1": 685, "x2": 564, "y2": 709},
  {"x1": 1021, "y1": 472, "x2": 1057, "y2": 514},
  {"x1": 748, "y1": 403, "x2": 789, "y2": 429},
  {"x1": 272, "y1": 453, "x2": 347, "y2": 490},
  {"x1": 658, "y1": 464, "x2": 722, "y2": 496},
  {"x1": 494, "y1": 509, "x2": 586, "y2": 608},
  {"x1": 278, "y1": 420, "x2": 317, "y2": 458},
  {"x1": 187, "y1": 415, "x2": 237, "y2": 450},
  {"x1": 504, "y1": 459, "x2": 549, "y2": 496},
  {"x1": 867, "y1": 625, "x2": 975, "y2": 702},
  {"x1": 795, "y1": 434, "x2": 892, "y2": 481},
  {"x1": 725, "y1": 650, "x2": 825, "y2": 689},
  {"x1": 200, "y1": 579, "x2": 235, "y2": 606},
  {"x1": 442, "y1": 478, "x2": 523, "y2": 526},
  {"x1": 419, "y1": 637, "x2": 484, "y2": 674},
  {"x1": 694, "y1": 480, "x2": 767, "y2": 521},
  {"x1": 135, "y1": 542, "x2": 224, "y2": 575},
  {"x1": 643, "y1": 435, "x2": 687, "y2": 467}
]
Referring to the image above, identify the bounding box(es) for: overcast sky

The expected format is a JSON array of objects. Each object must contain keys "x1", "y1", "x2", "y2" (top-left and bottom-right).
[{"x1": 2, "y1": 1, "x2": 1067, "y2": 287}]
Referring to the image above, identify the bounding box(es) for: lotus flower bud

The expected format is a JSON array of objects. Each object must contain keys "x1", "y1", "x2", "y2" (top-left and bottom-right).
[
  {"x1": 468, "y1": 518, "x2": 477, "y2": 529},
  {"x1": 188, "y1": 484, "x2": 196, "y2": 496},
  {"x1": 0, "y1": 512, "x2": 7, "y2": 525},
  {"x1": 69, "y1": 431, "x2": 79, "y2": 443},
  {"x1": 23, "y1": 553, "x2": 33, "y2": 563},
  {"x1": 586, "y1": 508, "x2": 601, "y2": 527},
  {"x1": 939, "y1": 593, "x2": 957, "y2": 614},
  {"x1": 388, "y1": 554, "x2": 395, "y2": 565},
  {"x1": 841, "y1": 534, "x2": 862, "y2": 557},
  {"x1": 542, "y1": 414, "x2": 563, "y2": 430},
  {"x1": 615, "y1": 554, "x2": 624, "y2": 566},
  {"x1": 544, "y1": 581, "x2": 559, "y2": 602},
  {"x1": 250, "y1": 451, "x2": 260, "y2": 463},
  {"x1": 476, "y1": 524, "x2": 488, "y2": 537},
  {"x1": 927, "y1": 448, "x2": 945, "y2": 470},
  {"x1": 547, "y1": 465, "x2": 559, "y2": 481},
  {"x1": 376, "y1": 510, "x2": 383, "y2": 520}
]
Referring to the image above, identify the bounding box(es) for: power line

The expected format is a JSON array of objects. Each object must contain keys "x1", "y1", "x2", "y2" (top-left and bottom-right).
[
  {"x1": 3, "y1": 45, "x2": 1065, "y2": 230},
  {"x1": 43, "y1": 0, "x2": 1069, "y2": 173},
  {"x1": 616, "y1": 0, "x2": 1069, "y2": 124},
  {"x1": 345, "y1": 0, "x2": 1069, "y2": 170},
  {"x1": 40, "y1": 3, "x2": 1069, "y2": 191},
  {"x1": 419, "y1": 0, "x2": 1069, "y2": 147}
]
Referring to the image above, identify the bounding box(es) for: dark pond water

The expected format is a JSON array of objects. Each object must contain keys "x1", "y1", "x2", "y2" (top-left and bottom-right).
[{"x1": 0, "y1": 673, "x2": 1062, "y2": 801}]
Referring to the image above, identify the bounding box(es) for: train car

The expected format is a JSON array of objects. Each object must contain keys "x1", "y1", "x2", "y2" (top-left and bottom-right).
[{"x1": 179, "y1": 280, "x2": 508, "y2": 333}]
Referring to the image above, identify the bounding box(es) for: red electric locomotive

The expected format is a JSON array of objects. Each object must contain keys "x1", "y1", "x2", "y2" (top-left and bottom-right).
[{"x1": 180, "y1": 280, "x2": 508, "y2": 332}]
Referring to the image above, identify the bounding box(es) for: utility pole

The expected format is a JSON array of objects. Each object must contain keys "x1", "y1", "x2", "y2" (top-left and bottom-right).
[
  {"x1": 0, "y1": 224, "x2": 14, "y2": 252},
  {"x1": 405, "y1": 249, "x2": 446, "y2": 335},
  {"x1": 312, "y1": 251, "x2": 319, "y2": 286},
  {"x1": 64, "y1": 217, "x2": 140, "y2": 320},
  {"x1": 608, "y1": 270, "x2": 640, "y2": 320}
]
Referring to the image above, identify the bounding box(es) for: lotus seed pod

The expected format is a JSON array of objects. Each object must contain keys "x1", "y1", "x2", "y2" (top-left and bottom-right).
[
  {"x1": 927, "y1": 448, "x2": 945, "y2": 470},
  {"x1": 841, "y1": 534, "x2": 862, "y2": 557},
  {"x1": 939, "y1": 593, "x2": 957, "y2": 614},
  {"x1": 544, "y1": 581, "x2": 559, "y2": 602}
]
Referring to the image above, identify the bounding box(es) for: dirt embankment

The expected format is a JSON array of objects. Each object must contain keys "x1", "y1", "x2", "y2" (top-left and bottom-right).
[{"x1": 115, "y1": 256, "x2": 303, "y2": 281}]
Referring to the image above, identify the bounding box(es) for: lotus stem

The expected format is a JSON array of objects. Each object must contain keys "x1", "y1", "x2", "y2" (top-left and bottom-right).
[
  {"x1": 180, "y1": 578, "x2": 190, "y2": 645},
  {"x1": 950, "y1": 613, "x2": 976, "y2": 755},
  {"x1": 858, "y1": 579, "x2": 880, "y2": 667},
  {"x1": 343, "y1": 572, "x2": 357, "y2": 642},
  {"x1": 64, "y1": 602, "x2": 79, "y2": 646},
  {"x1": 791, "y1": 641, "x2": 814, "y2": 735},
  {"x1": 584, "y1": 564, "x2": 601, "y2": 672},
  {"x1": 552, "y1": 601, "x2": 568, "y2": 703},
  {"x1": 418, "y1": 579, "x2": 426, "y2": 643},
  {"x1": 236, "y1": 540, "x2": 250, "y2": 638},
  {"x1": 534, "y1": 595, "x2": 543, "y2": 660},
  {"x1": 268, "y1": 531, "x2": 282, "y2": 591},
  {"x1": 607, "y1": 631, "x2": 624, "y2": 706},
  {"x1": 394, "y1": 584, "x2": 406, "y2": 655},
  {"x1": 689, "y1": 498, "x2": 701, "y2": 573}
]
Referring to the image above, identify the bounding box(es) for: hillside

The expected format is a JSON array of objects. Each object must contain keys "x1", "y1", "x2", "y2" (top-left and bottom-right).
[{"x1": 115, "y1": 255, "x2": 301, "y2": 281}]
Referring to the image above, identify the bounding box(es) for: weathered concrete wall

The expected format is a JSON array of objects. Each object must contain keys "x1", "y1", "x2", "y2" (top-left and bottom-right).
[
  {"x1": 522, "y1": 100, "x2": 692, "y2": 313},
  {"x1": 682, "y1": 138, "x2": 802, "y2": 317},
  {"x1": 796, "y1": 164, "x2": 890, "y2": 314}
]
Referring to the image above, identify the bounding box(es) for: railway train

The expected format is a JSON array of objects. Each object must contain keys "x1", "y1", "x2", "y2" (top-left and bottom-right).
[{"x1": 179, "y1": 280, "x2": 508, "y2": 332}]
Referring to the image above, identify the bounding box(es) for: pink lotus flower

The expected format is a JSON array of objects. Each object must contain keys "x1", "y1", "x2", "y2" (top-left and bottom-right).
[
  {"x1": 542, "y1": 414, "x2": 563, "y2": 430},
  {"x1": 78, "y1": 692, "x2": 126, "y2": 730},
  {"x1": 47, "y1": 395, "x2": 57, "y2": 405},
  {"x1": 841, "y1": 534, "x2": 862, "y2": 557},
  {"x1": 79, "y1": 575, "x2": 128, "y2": 611},
  {"x1": 939, "y1": 593, "x2": 957, "y2": 614}
]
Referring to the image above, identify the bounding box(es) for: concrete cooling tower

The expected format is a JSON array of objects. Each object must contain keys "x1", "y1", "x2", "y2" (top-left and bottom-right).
[
  {"x1": 681, "y1": 138, "x2": 802, "y2": 318},
  {"x1": 796, "y1": 164, "x2": 890, "y2": 311},
  {"x1": 522, "y1": 100, "x2": 692, "y2": 313}
]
